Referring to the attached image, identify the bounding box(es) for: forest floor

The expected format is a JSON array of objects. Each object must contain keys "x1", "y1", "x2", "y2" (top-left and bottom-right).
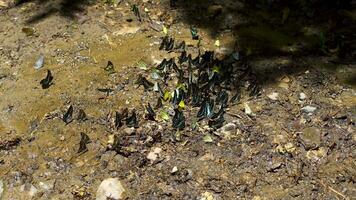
[{"x1": 0, "y1": 0, "x2": 355, "y2": 199}]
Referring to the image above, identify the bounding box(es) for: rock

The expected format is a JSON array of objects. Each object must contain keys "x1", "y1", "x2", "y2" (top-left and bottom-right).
[
  {"x1": 216, "y1": 123, "x2": 238, "y2": 139},
  {"x1": 96, "y1": 178, "x2": 126, "y2": 200},
  {"x1": 244, "y1": 103, "x2": 254, "y2": 116},
  {"x1": 300, "y1": 127, "x2": 321, "y2": 150},
  {"x1": 38, "y1": 179, "x2": 55, "y2": 191},
  {"x1": 284, "y1": 142, "x2": 296, "y2": 153},
  {"x1": 267, "y1": 92, "x2": 279, "y2": 100},
  {"x1": 171, "y1": 166, "x2": 178, "y2": 174},
  {"x1": 22, "y1": 27, "x2": 36, "y2": 37},
  {"x1": 306, "y1": 147, "x2": 327, "y2": 162},
  {"x1": 34, "y1": 54, "x2": 44, "y2": 69},
  {"x1": 147, "y1": 147, "x2": 162, "y2": 162},
  {"x1": 200, "y1": 191, "x2": 215, "y2": 200},
  {"x1": 123, "y1": 127, "x2": 135, "y2": 135},
  {"x1": 252, "y1": 196, "x2": 263, "y2": 200},
  {"x1": 267, "y1": 161, "x2": 283, "y2": 172},
  {"x1": 20, "y1": 184, "x2": 38, "y2": 197},
  {"x1": 28, "y1": 185, "x2": 38, "y2": 197},
  {"x1": 278, "y1": 82, "x2": 289, "y2": 89},
  {"x1": 203, "y1": 134, "x2": 213, "y2": 143},
  {"x1": 273, "y1": 134, "x2": 287, "y2": 144},
  {"x1": 215, "y1": 47, "x2": 233, "y2": 60},
  {"x1": 113, "y1": 26, "x2": 140, "y2": 36},
  {"x1": 301, "y1": 105, "x2": 317, "y2": 113},
  {"x1": 0, "y1": 180, "x2": 4, "y2": 199},
  {"x1": 299, "y1": 92, "x2": 306, "y2": 101},
  {"x1": 149, "y1": 21, "x2": 163, "y2": 32},
  {"x1": 280, "y1": 76, "x2": 291, "y2": 83},
  {"x1": 0, "y1": 0, "x2": 9, "y2": 8},
  {"x1": 278, "y1": 76, "x2": 291, "y2": 89},
  {"x1": 241, "y1": 173, "x2": 257, "y2": 187}
]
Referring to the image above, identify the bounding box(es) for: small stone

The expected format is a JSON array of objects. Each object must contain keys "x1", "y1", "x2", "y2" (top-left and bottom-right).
[
  {"x1": 149, "y1": 21, "x2": 163, "y2": 32},
  {"x1": 28, "y1": 185, "x2": 38, "y2": 197},
  {"x1": 231, "y1": 52, "x2": 240, "y2": 61},
  {"x1": 34, "y1": 54, "x2": 44, "y2": 69},
  {"x1": 96, "y1": 178, "x2": 126, "y2": 200},
  {"x1": 280, "y1": 76, "x2": 291, "y2": 83},
  {"x1": 267, "y1": 92, "x2": 279, "y2": 100},
  {"x1": 252, "y1": 196, "x2": 263, "y2": 200},
  {"x1": 301, "y1": 105, "x2": 317, "y2": 113},
  {"x1": 171, "y1": 166, "x2": 178, "y2": 174},
  {"x1": 203, "y1": 134, "x2": 213, "y2": 143},
  {"x1": 147, "y1": 147, "x2": 162, "y2": 162},
  {"x1": 20, "y1": 184, "x2": 38, "y2": 197},
  {"x1": 38, "y1": 179, "x2": 55, "y2": 191},
  {"x1": 244, "y1": 103, "x2": 254, "y2": 116},
  {"x1": 272, "y1": 134, "x2": 287, "y2": 144},
  {"x1": 0, "y1": 180, "x2": 4, "y2": 199},
  {"x1": 123, "y1": 127, "x2": 135, "y2": 135},
  {"x1": 0, "y1": 1, "x2": 9, "y2": 8},
  {"x1": 278, "y1": 82, "x2": 289, "y2": 89},
  {"x1": 267, "y1": 160, "x2": 283, "y2": 172},
  {"x1": 241, "y1": 173, "x2": 257, "y2": 187},
  {"x1": 216, "y1": 123, "x2": 237, "y2": 139},
  {"x1": 284, "y1": 142, "x2": 296, "y2": 153},
  {"x1": 107, "y1": 134, "x2": 115, "y2": 147},
  {"x1": 300, "y1": 127, "x2": 321, "y2": 150},
  {"x1": 215, "y1": 47, "x2": 233, "y2": 60},
  {"x1": 200, "y1": 191, "x2": 215, "y2": 200},
  {"x1": 299, "y1": 92, "x2": 306, "y2": 100},
  {"x1": 113, "y1": 26, "x2": 140, "y2": 36},
  {"x1": 306, "y1": 147, "x2": 327, "y2": 162}
]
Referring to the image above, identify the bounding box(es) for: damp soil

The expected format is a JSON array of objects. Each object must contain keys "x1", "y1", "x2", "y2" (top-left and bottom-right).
[{"x1": 0, "y1": 0, "x2": 355, "y2": 199}]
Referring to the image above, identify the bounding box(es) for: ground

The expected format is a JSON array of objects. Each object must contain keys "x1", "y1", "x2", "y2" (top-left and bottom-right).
[{"x1": 0, "y1": 0, "x2": 355, "y2": 199}]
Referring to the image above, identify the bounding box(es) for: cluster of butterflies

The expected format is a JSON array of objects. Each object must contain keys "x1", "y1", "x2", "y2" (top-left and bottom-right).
[{"x1": 133, "y1": 36, "x2": 261, "y2": 130}]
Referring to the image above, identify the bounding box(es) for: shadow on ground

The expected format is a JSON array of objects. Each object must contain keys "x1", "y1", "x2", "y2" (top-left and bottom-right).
[
  {"x1": 170, "y1": 0, "x2": 355, "y2": 85},
  {"x1": 14, "y1": 0, "x2": 92, "y2": 23}
]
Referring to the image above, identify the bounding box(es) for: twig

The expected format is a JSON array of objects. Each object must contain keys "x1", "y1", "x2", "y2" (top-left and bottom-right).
[
  {"x1": 226, "y1": 112, "x2": 242, "y2": 119},
  {"x1": 320, "y1": 181, "x2": 349, "y2": 200}
]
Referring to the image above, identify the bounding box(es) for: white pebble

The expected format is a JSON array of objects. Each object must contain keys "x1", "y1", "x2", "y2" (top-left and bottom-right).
[{"x1": 96, "y1": 178, "x2": 126, "y2": 200}]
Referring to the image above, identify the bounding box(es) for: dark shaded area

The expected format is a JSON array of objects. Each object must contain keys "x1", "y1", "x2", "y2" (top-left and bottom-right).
[
  {"x1": 14, "y1": 0, "x2": 92, "y2": 24},
  {"x1": 171, "y1": 0, "x2": 356, "y2": 85},
  {"x1": 174, "y1": 0, "x2": 355, "y2": 56}
]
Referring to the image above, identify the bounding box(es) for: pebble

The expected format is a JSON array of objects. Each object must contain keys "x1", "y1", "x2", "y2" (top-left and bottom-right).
[
  {"x1": 20, "y1": 184, "x2": 38, "y2": 197},
  {"x1": 149, "y1": 21, "x2": 163, "y2": 32},
  {"x1": 171, "y1": 166, "x2": 178, "y2": 174},
  {"x1": 232, "y1": 52, "x2": 240, "y2": 60},
  {"x1": 113, "y1": 26, "x2": 140, "y2": 36},
  {"x1": 301, "y1": 105, "x2": 317, "y2": 113},
  {"x1": 34, "y1": 54, "x2": 44, "y2": 70},
  {"x1": 215, "y1": 47, "x2": 233, "y2": 60},
  {"x1": 300, "y1": 127, "x2": 321, "y2": 150},
  {"x1": 123, "y1": 127, "x2": 135, "y2": 135},
  {"x1": 306, "y1": 147, "x2": 327, "y2": 162},
  {"x1": 299, "y1": 92, "x2": 306, "y2": 100},
  {"x1": 200, "y1": 191, "x2": 215, "y2": 200},
  {"x1": 241, "y1": 173, "x2": 257, "y2": 187},
  {"x1": 216, "y1": 123, "x2": 237, "y2": 139},
  {"x1": 267, "y1": 92, "x2": 279, "y2": 100},
  {"x1": 147, "y1": 147, "x2": 162, "y2": 162},
  {"x1": 96, "y1": 178, "x2": 126, "y2": 200},
  {"x1": 244, "y1": 103, "x2": 254, "y2": 116},
  {"x1": 0, "y1": 180, "x2": 3, "y2": 199},
  {"x1": 38, "y1": 179, "x2": 55, "y2": 191},
  {"x1": 0, "y1": 1, "x2": 9, "y2": 8}
]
